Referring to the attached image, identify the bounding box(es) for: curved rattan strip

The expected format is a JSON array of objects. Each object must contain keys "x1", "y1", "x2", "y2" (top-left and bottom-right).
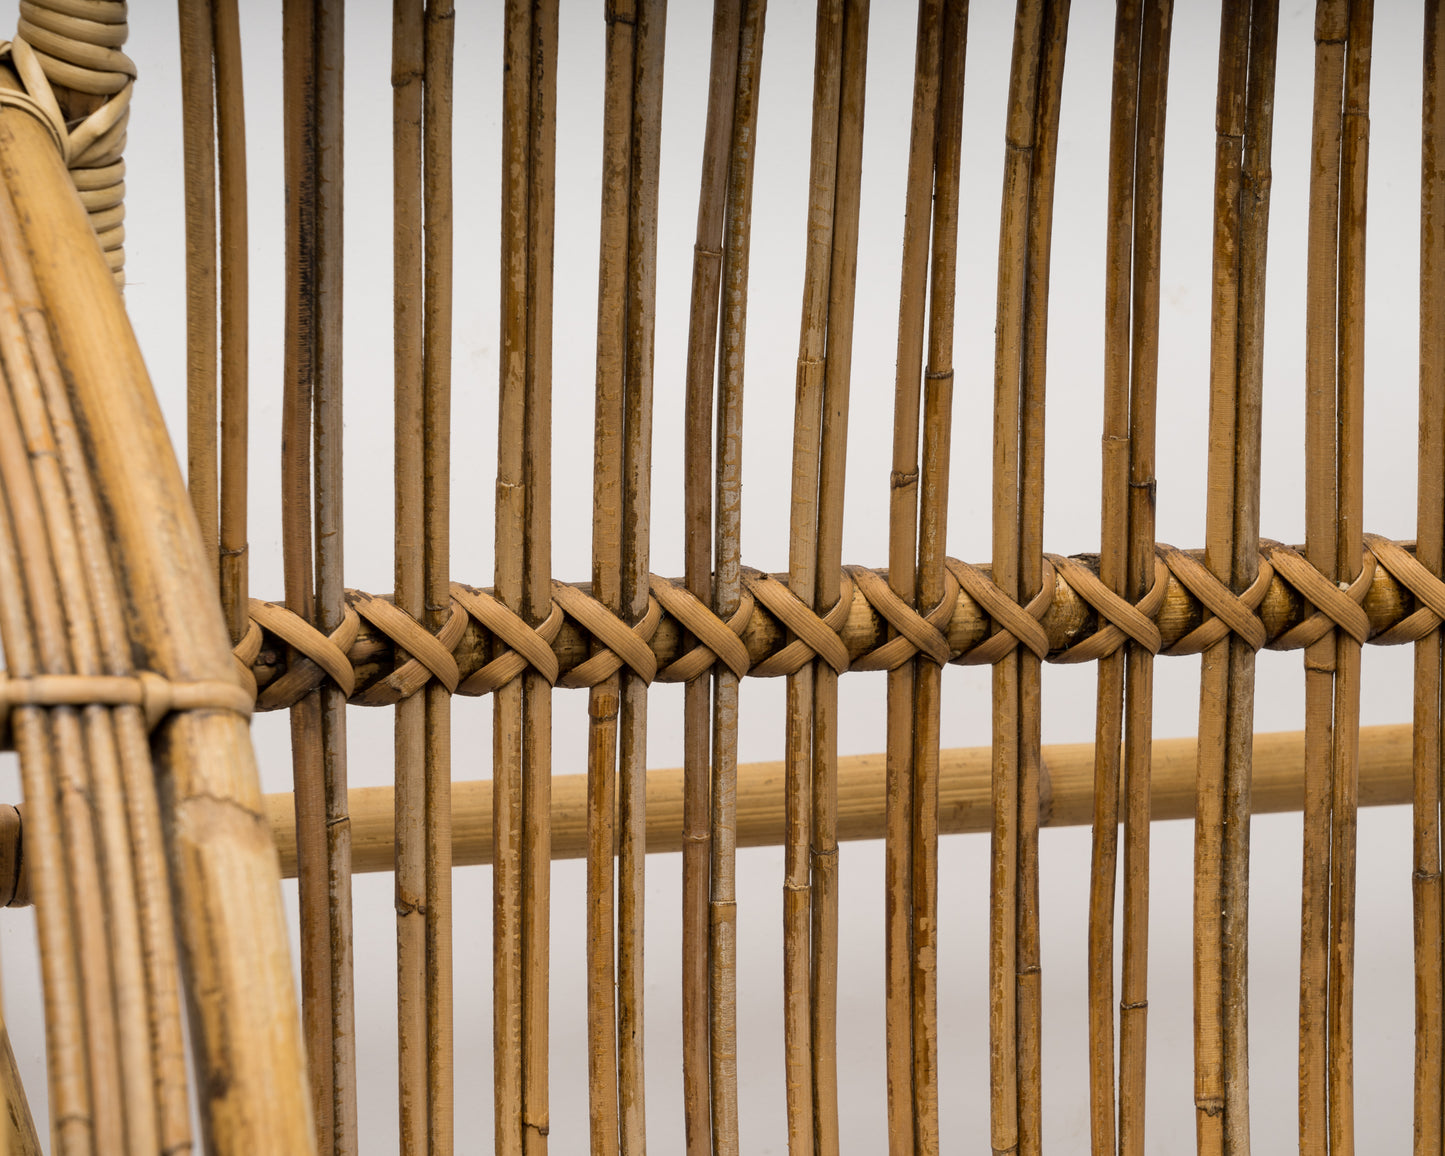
[
  {"x1": 944, "y1": 556, "x2": 1052, "y2": 663},
  {"x1": 452, "y1": 583, "x2": 562, "y2": 691},
  {"x1": 1366, "y1": 532, "x2": 1445, "y2": 645},
  {"x1": 552, "y1": 582, "x2": 662, "y2": 687},
  {"x1": 1156, "y1": 543, "x2": 1272, "y2": 655},
  {"x1": 848, "y1": 563, "x2": 956, "y2": 669},
  {"x1": 745, "y1": 568, "x2": 853, "y2": 676},
  {"x1": 1048, "y1": 553, "x2": 1168, "y2": 662},
  {"x1": 231, "y1": 617, "x2": 262, "y2": 698},
  {"x1": 1264, "y1": 540, "x2": 1373, "y2": 648},
  {"x1": 350, "y1": 592, "x2": 465, "y2": 704},
  {"x1": 249, "y1": 597, "x2": 359, "y2": 706},
  {"x1": 651, "y1": 575, "x2": 753, "y2": 681}
]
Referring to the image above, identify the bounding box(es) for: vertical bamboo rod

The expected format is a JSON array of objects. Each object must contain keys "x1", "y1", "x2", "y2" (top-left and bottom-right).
[
  {"x1": 680, "y1": 6, "x2": 742, "y2": 1151},
  {"x1": 522, "y1": 9, "x2": 558, "y2": 1154},
  {"x1": 1302, "y1": 4, "x2": 1348, "y2": 1149},
  {"x1": 884, "y1": 5, "x2": 943, "y2": 1148},
  {"x1": 1118, "y1": 4, "x2": 1172, "y2": 1151},
  {"x1": 178, "y1": 0, "x2": 219, "y2": 588},
  {"x1": 809, "y1": 5, "x2": 868, "y2": 1151},
  {"x1": 424, "y1": 4, "x2": 457, "y2": 1150},
  {"x1": 710, "y1": 6, "x2": 766, "y2": 1149},
  {"x1": 391, "y1": 2, "x2": 428, "y2": 1149},
  {"x1": 619, "y1": 4, "x2": 666, "y2": 1149},
  {"x1": 911, "y1": 4, "x2": 967, "y2": 1149},
  {"x1": 496, "y1": 4, "x2": 532, "y2": 1151},
  {"x1": 1089, "y1": 6, "x2": 1142, "y2": 1149},
  {"x1": 213, "y1": 0, "x2": 250, "y2": 643},
  {"x1": 1015, "y1": 7, "x2": 1068, "y2": 1151},
  {"x1": 589, "y1": 2, "x2": 634, "y2": 1147},
  {"x1": 1327, "y1": 7, "x2": 1371, "y2": 1151},
  {"x1": 1417, "y1": 4, "x2": 1445, "y2": 1148},
  {"x1": 991, "y1": 4, "x2": 1044, "y2": 1151},
  {"x1": 783, "y1": 3, "x2": 843, "y2": 1150}
]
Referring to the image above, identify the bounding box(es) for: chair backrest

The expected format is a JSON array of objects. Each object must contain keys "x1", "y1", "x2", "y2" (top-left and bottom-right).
[{"x1": 1, "y1": 0, "x2": 1443, "y2": 1153}]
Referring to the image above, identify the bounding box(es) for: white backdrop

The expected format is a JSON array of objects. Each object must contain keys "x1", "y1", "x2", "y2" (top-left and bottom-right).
[{"x1": 0, "y1": 0, "x2": 1432, "y2": 1151}]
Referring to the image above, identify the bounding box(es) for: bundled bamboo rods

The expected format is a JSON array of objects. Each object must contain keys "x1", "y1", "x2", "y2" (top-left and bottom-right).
[
  {"x1": 0, "y1": 92, "x2": 315, "y2": 1153},
  {"x1": 711, "y1": 4, "x2": 766, "y2": 1148},
  {"x1": 424, "y1": 3, "x2": 456, "y2": 1150},
  {"x1": 1014, "y1": 8, "x2": 1066, "y2": 1151},
  {"x1": 783, "y1": 2, "x2": 845, "y2": 1150},
  {"x1": 282, "y1": 1, "x2": 355, "y2": 1149},
  {"x1": 1417, "y1": 3, "x2": 1445, "y2": 1146},
  {"x1": 391, "y1": 2, "x2": 428, "y2": 1148},
  {"x1": 251, "y1": 723, "x2": 1420, "y2": 880},
  {"x1": 809, "y1": 4, "x2": 868, "y2": 1150},
  {"x1": 619, "y1": 5, "x2": 666, "y2": 1149},
  {"x1": 1195, "y1": 1, "x2": 1277, "y2": 1149},
  {"x1": 0, "y1": 166, "x2": 195, "y2": 1155},
  {"x1": 991, "y1": 3, "x2": 1046, "y2": 1150},
  {"x1": 680, "y1": 5, "x2": 742, "y2": 1150},
  {"x1": 884, "y1": 5, "x2": 943, "y2": 1148},
  {"x1": 1118, "y1": 5, "x2": 1170, "y2": 1150}
]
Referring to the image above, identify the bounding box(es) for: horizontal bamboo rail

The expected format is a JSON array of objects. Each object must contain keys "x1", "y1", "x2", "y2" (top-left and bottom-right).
[{"x1": 245, "y1": 722, "x2": 1403, "y2": 876}]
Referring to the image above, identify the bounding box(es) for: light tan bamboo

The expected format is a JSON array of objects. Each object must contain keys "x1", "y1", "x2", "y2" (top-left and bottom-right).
[
  {"x1": 1417, "y1": 4, "x2": 1445, "y2": 1149},
  {"x1": 251, "y1": 724, "x2": 1417, "y2": 879},
  {"x1": 680, "y1": 6, "x2": 741, "y2": 1152},
  {"x1": 0, "y1": 81, "x2": 316, "y2": 1153},
  {"x1": 619, "y1": 4, "x2": 665, "y2": 1149},
  {"x1": 1118, "y1": 5, "x2": 1171, "y2": 1151},
  {"x1": 991, "y1": 4, "x2": 1044, "y2": 1150},
  {"x1": 809, "y1": 4, "x2": 868, "y2": 1151},
  {"x1": 884, "y1": 4, "x2": 942, "y2": 1148},
  {"x1": 390, "y1": 3, "x2": 428, "y2": 1149}
]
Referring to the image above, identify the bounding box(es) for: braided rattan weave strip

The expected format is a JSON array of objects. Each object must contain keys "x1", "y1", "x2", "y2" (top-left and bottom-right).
[{"x1": 235, "y1": 537, "x2": 1434, "y2": 708}]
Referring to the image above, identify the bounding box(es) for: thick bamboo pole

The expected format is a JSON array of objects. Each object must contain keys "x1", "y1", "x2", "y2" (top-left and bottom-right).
[{"x1": 0, "y1": 71, "x2": 316, "y2": 1156}]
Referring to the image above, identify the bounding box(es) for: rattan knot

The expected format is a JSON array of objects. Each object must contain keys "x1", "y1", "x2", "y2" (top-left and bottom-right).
[
  {"x1": 1363, "y1": 534, "x2": 1445, "y2": 645},
  {"x1": 452, "y1": 583, "x2": 564, "y2": 694},
  {"x1": 743, "y1": 569, "x2": 854, "y2": 677},
  {"x1": 231, "y1": 617, "x2": 264, "y2": 700},
  {"x1": 248, "y1": 599, "x2": 360, "y2": 710},
  {"x1": 1263, "y1": 541, "x2": 1374, "y2": 649},
  {"x1": 1156, "y1": 544, "x2": 1274, "y2": 655},
  {"x1": 552, "y1": 582, "x2": 662, "y2": 688},
  {"x1": 848, "y1": 566, "x2": 957, "y2": 670},
  {"x1": 1049, "y1": 553, "x2": 1168, "y2": 662},
  {"x1": 0, "y1": 669, "x2": 252, "y2": 748},
  {"x1": 945, "y1": 557, "x2": 1054, "y2": 664},
  {"x1": 651, "y1": 576, "x2": 754, "y2": 681},
  {"x1": 350, "y1": 591, "x2": 467, "y2": 705}
]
